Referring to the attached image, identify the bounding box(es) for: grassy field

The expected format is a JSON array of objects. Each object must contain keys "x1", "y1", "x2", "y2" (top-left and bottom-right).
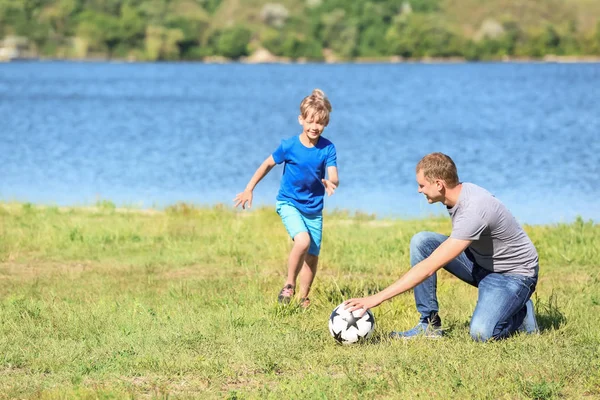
[{"x1": 0, "y1": 202, "x2": 598, "y2": 399}]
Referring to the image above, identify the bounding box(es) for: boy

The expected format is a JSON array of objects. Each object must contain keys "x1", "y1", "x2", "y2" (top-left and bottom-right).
[{"x1": 234, "y1": 89, "x2": 339, "y2": 308}]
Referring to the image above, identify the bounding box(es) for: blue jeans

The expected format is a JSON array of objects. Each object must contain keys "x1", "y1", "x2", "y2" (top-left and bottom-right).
[{"x1": 410, "y1": 232, "x2": 538, "y2": 341}]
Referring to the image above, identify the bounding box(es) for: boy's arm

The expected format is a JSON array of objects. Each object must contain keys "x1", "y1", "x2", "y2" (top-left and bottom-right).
[
  {"x1": 322, "y1": 166, "x2": 339, "y2": 196},
  {"x1": 344, "y1": 237, "x2": 472, "y2": 314},
  {"x1": 234, "y1": 156, "x2": 276, "y2": 209},
  {"x1": 326, "y1": 166, "x2": 339, "y2": 187}
]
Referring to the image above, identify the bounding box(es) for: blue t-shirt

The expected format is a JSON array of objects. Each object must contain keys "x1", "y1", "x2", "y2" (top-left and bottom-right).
[{"x1": 272, "y1": 135, "x2": 337, "y2": 214}]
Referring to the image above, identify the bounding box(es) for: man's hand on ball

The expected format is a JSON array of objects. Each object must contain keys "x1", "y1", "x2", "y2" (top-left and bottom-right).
[{"x1": 343, "y1": 295, "x2": 382, "y2": 317}]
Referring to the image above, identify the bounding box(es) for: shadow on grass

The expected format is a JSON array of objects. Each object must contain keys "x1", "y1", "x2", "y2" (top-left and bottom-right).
[{"x1": 535, "y1": 292, "x2": 567, "y2": 332}]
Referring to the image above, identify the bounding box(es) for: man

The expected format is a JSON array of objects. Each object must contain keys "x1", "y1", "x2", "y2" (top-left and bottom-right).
[{"x1": 345, "y1": 152, "x2": 539, "y2": 341}]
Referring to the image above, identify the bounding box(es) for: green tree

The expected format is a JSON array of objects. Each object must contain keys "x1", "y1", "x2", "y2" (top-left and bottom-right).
[
  {"x1": 166, "y1": 16, "x2": 209, "y2": 59},
  {"x1": 386, "y1": 13, "x2": 462, "y2": 58},
  {"x1": 76, "y1": 10, "x2": 122, "y2": 56},
  {"x1": 542, "y1": 24, "x2": 561, "y2": 53},
  {"x1": 119, "y1": 4, "x2": 146, "y2": 48},
  {"x1": 260, "y1": 27, "x2": 284, "y2": 55},
  {"x1": 356, "y1": 2, "x2": 392, "y2": 57},
  {"x1": 358, "y1": 25, "x2": 389, "y2": 57},
  {"x1": 199, "y1": 0, "x2": 221, "y2": 14},
  {"x1": 320, "y1": 9, "x2": 358, "y2": 58},
  {"x1": 144, "y1": 24, "x2": 184, "y2": 60},
  {"x1": 39, "y1": 0, "x2": 79, "y2": 37},
  {"x1": 216, "y1": 25, "x2": 251, "y2": 59},
  {"x1": 560, "y1": 20, "x2": 580, "y2": 54},
  {"x1": 500, "y1": 20, "x2": 523, "y2": 56},
  {"x1": 594, "y1": 19, "x2": 600, "y2": 54}
]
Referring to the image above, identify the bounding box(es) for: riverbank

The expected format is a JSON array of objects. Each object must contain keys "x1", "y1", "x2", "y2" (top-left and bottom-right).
[
  {"x1": 0, "y1": 202, "x2": 598, "y2": 397},
  {"x1": 4, "y1": 52, "x2": 600, "y2": 64}
]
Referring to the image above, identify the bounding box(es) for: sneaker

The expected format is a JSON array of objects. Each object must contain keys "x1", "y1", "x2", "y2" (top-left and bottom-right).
[
  {"x1": 518, "y1": 299, "x2": 539, "y2": 334},
  {"x1": 277, "y1": 284, "x2": 295, "y2": 304},
  {"x1": 390, "y1": 322, "x2": 443, "y2": 339},
  {"x1": 300, "y1": 297, "x2": 311, "y2": 308},
  {"x1": 390, "y1": 312, "x2": 442, "y2": 339}
]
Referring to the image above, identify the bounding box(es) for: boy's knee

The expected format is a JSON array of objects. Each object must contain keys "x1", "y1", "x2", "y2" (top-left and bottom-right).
[{"x1": 293, "y1": 232, "x2": 311, "y2": 252}]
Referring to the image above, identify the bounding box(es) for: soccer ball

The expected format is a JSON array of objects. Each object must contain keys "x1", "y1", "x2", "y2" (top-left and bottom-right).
[{"x1": 328, "y1": 302, "x2": 375, "y2": 345}]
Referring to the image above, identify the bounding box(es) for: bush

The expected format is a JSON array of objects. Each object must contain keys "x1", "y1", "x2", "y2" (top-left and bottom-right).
[{"x1": 216, "y1": 26, "x2": 252, "y2": 59}]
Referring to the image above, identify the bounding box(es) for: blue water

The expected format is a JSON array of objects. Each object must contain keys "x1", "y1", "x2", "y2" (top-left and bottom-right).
[{"x1": 1, "y1": 61, "x2": 599, "y2": 224}]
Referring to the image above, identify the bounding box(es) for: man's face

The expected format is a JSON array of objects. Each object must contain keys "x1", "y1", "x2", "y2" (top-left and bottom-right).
[{"x1": 416, "y1": 170, "x2": 443, "y2": 204}]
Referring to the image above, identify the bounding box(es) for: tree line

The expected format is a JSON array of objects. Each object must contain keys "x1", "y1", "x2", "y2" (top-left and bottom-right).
[{"x1": 1, "y1": 0, "x2": 600, "y2": 61}]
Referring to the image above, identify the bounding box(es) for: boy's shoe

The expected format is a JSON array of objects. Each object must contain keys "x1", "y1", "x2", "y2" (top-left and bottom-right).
[
  {"x1": 277, "y1": 284, "x2": 295, "y2": 304},
  {"x1": 518, "y1": 299, "x2": 539, "y2": 334},
  {"x1": 300, "y1": 297, "x2": 311, "y2": 308},
  {"x1": 390, "y1": 322, "x2": 443, "y2": 339}
]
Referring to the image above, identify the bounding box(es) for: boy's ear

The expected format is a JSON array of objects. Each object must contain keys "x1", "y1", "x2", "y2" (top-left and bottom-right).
[{"x1": 298, "y1": 115, "x2": 303, "y2": 125}]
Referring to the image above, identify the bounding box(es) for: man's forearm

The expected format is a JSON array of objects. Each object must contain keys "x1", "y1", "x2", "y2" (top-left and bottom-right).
[{"x1": 375, "y1": 259, "x2": 439, "y2": 303}]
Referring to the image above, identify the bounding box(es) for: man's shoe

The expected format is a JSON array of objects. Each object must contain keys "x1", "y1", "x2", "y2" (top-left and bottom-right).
[
  {"x1": 518, "y1": 299, "x2": 539, "y2": 334},
  {"x1": 390, "y1": 322, "x2": 443, "y2": 339},
  {"x1": 277, "y1": 284, "x2": 295, "y2": 304}
]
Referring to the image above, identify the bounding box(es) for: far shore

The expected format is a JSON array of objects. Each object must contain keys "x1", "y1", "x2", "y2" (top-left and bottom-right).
[{"x1": 3, "y1": 54, "x2": 600, "y2": 65}]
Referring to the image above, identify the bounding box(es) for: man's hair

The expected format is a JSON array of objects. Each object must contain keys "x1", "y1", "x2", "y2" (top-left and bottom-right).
[
  {"x1": 416, "y1": 152, "x2": 460, "y2": 187},
  {"x1": 300, "y1": 89, "x2": 332, "y2": 125}
]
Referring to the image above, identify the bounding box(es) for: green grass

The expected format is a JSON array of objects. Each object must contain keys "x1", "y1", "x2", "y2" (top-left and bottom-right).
[{"x1": 0, "y1": 202, "x2": 598, "y2": 399}]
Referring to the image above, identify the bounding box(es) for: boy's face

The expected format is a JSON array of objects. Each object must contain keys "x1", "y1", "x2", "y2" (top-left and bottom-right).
[{"x1": 299, "y1": 111, "x2": 327, "y2": 141}]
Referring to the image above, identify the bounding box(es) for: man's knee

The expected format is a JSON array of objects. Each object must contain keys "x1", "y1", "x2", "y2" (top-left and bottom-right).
[
  {"x1": 470, "y1": 317, "x2": 510, "y2": 342},
  {"x1": 469, "y1": 318, "x2": 496, "y2": 342},
  {"x1": 410, "y1": 232, "x2": 440, "y2": 259}
]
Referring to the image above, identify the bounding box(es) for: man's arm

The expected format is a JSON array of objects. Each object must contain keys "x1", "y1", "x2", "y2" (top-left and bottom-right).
[{"x1": 345, "y1": 237, "x2": 472, "y2": 314}]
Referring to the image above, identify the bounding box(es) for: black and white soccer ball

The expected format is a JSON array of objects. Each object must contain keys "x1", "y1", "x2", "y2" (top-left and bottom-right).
[{"x1": 328, "y1": 302, "x2": 375, "y2": 345}]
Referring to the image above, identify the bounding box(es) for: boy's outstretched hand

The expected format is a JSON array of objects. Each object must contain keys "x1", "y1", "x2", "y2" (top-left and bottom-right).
[
  {"x1": 233, "y1": 189, "x2": 253, "y2": 209},
  {"x1": 322, "y1": 179, "x2": 337, "y2": 196}
]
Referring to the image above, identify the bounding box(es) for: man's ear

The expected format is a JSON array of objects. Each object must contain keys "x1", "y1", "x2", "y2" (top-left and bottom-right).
[{"x1": 436, "y1": 180, "x2": 444, "y2": 190}]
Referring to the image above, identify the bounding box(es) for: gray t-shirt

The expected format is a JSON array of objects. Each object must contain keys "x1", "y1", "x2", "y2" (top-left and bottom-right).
[{"x1": 448, "y1": 183, "x2": 539, "y2": 277}]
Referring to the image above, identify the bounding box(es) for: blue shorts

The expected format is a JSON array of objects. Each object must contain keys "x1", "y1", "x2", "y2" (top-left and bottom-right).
[{"x1": 276, "y1": 201, "x2": 323, "y2": 256}]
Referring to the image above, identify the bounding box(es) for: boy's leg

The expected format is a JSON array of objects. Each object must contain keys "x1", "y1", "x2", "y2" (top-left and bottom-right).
[
  {"x1": 298, "y1": 254, "x2": 318, "y2": 301},
  {"x1": 276, "y1": 202, "x2": 312, "y2": 302},
  {"x1": 469, "y1": 272, "x2": 537, "y2": 342},
  {"x1": 285, "y1": 232, "x2": 311, "y2": 287},
  {"x1": 277, "y1": 232, "x2": 309, "y2": 303},
  {"x1": 297, "y1": 212, "x2": 322, "y2": 305}
]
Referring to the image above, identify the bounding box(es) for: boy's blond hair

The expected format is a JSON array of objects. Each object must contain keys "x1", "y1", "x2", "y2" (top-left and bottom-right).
[
  {"x1": 416, "y1": 152, "x2": 460, "y2": 188},
  {"x1": 300, "y1": 89, "x2": 332, "y2": 125}
]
